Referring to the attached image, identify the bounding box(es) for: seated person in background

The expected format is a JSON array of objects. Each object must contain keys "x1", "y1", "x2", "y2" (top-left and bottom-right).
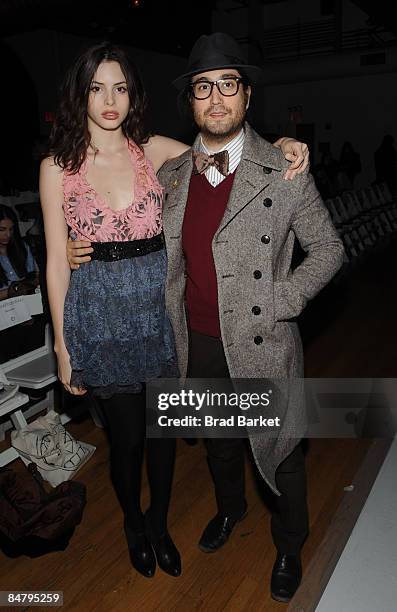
[
  {"x1": 0, "y1": 204, "x2": 39, "y2": 301},
  {"x1": 374, "y1": 134, "x2": 397, "y2": 194},
  {"x1": 0, "y1": 204, "x2": 45, "y2": 363},
  {"x1": 339, "y1": 141, "x2": 361, "y2": 188}
]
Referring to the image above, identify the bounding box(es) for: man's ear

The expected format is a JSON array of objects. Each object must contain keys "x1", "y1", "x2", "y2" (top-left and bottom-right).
[{"x1": 245, "y1": 85, "x2": 251, "y2": 110}]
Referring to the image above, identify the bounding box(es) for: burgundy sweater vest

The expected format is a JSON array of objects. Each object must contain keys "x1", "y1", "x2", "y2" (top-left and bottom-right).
[{"x1": 182, "y1": 171, "x2": 236, "y2": 337}]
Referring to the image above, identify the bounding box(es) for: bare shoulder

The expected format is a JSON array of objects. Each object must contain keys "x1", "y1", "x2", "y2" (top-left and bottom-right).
[
  {"x1": 39, "y1": 156, "x2": 64, "y2": 212},
  {"x1": 144, "y1": 135, "x2": 190, "y2": 172},
  {"x1": 146, "y1": 134, "x2": 190, "y2": 156},
  {"x1": 40, "y1": 156, "x2": 64, "y2": 184}
]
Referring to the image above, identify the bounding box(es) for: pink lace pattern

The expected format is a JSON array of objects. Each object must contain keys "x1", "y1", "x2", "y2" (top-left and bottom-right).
[{"x1": 63, "y1": 140, "x2": 163, "y2": 242}]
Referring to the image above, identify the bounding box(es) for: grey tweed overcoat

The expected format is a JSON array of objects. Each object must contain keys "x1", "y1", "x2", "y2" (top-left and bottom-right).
[{"x1": 158, "y1": 123, "x2": 345, "y2": 494}]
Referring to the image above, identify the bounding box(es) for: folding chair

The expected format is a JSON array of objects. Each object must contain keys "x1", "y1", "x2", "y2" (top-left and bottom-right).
[
  {"x1": 0, "y1": 369, "x2": 30, "y2": 466},
  {"x1": 0, "y1": 324, "x2": 103, "y2": 460}
]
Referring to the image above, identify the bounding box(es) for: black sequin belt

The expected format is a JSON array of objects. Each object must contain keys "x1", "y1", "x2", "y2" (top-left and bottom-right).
[{"x1": 90, "y1": 233, "x2": 164, "y2": 262}]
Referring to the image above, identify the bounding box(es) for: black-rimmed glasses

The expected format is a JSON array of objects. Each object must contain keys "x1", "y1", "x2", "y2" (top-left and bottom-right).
[{"x1": 190, "y1": 77, "x2": 245, "y2": 100}]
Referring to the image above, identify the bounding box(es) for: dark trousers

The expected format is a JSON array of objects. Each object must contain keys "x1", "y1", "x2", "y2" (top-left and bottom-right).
[
  {"x1": 188, "y1": 329, "x2": 309, "y2": 555},
  {"x1": 97, "y1": 390, "x2": 176, "y2": 536}
]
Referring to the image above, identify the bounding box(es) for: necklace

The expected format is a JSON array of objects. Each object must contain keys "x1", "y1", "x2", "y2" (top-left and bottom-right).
[
  {"x1": 89, "y1": 140, "x2": 99, "y2": 163},
  {"x1": 88, "y1": 141, "x2": 113, "y2": 194}
]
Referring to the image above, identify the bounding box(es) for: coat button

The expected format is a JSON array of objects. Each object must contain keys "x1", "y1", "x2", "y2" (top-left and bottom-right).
[
  {"x1": 261, "y1": 235, "x2": 270, "y2": 244},
  {"x1": 253, "y1": 270, "x2": 262, "y2": 279},
  {"x1": 263, "y1": 166, "x2": 272, "y2": 174},
  {"x1": 254, "y1": 335, "x2": 263, "y2": 345},
  {"x1": 252, "y1": 306, "x2": 261, "y2": 315},
  {"x1": 263, "y1": 197, "x2": 272, "y2": 207}
]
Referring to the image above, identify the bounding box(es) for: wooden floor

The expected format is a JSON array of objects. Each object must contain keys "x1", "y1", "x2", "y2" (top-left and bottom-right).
[{"x1": 1, "y1": 239, "x2": 396, "y2": 612}]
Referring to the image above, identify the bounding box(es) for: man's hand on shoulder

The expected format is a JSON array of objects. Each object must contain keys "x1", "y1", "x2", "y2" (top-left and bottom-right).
[
  {"x1": 273, "y1": 137, "x2": 309, "y2": 181},
  {"x1": 67, "y1": 238, "x2": 93, "y2": 270}
]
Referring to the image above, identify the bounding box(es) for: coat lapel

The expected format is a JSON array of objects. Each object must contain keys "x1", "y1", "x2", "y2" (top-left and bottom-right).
[
  {"x1": 161, "y1": 146, "x2": 194, "y2": 242},
  {"x1": 217, "y1": 123, "x2": 283, "y2": 234},
  {"x1": 162, "y1": 124, "x2": 284, "y2": 238}
]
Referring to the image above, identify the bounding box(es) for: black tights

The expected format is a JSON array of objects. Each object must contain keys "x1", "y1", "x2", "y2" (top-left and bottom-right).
[{"x1": 97, "y1": 391, "x2": 176, "y2": 535}]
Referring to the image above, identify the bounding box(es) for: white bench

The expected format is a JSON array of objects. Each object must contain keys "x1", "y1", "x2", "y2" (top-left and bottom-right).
[
  {"x1": 0, "y1": 324, "x2": 103, "y2": 466},
  {"x1": 0, "y1": 384, "x2": 30, "y2": 467}
]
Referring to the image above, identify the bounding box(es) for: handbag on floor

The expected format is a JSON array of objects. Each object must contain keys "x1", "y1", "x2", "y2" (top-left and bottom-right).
[
  {"x1": 0, "y1": 462, "x2": 86, "y2": 557},
  {"x1": 11, "y1": 409, "x2": 95, "y2": 486}
]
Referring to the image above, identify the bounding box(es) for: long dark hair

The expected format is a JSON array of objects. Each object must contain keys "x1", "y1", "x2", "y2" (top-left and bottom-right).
[
  {"x1": 49, "y1": 42, "x2": 150, "y2": 173},
  {"x1": 0, "y1": 205, "x2": 29, "y2": 287}
]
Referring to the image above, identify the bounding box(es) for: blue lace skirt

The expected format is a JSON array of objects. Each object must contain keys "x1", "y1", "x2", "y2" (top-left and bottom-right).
[{"x1": 63, "y1": 248, "x2": 178, "y2": 398}]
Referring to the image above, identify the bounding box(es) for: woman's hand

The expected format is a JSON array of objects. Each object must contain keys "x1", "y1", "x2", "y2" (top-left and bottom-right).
[
  {"x1": 67, "y1": 238, "x2": 93, "y2": 270},
  {"x1": 274, "y1": 137, "x2": 310, "y2": 180},
  {"x1": 55, "y1": 346, "x2": 87, "y2": 395}
]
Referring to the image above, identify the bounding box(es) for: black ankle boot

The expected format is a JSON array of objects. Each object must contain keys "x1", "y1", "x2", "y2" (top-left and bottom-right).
[
  {"x1": 124, "y1": 519, "x2": 156, "y2": 578},
  {"x1": 144, "y1": 513, "x2": 181, "y2": 577}
]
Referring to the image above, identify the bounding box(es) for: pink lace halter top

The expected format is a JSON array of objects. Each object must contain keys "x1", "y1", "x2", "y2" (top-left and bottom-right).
[{"x1": 63, "y1": 140, "x2": 163, "y2": 242}]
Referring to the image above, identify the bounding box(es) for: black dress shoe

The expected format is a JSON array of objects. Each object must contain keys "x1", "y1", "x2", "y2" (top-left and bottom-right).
[
  {"x1": 270, "y1": 553, "x2": 302, "y2": 603},
  {"x1": 198, "y1": 504, "x2": 248, "y2": 553},
  {"x1": 183, "y1": 437, "x2": 198, "y2": 446},
  {"x1": 144, "y1": 515, "x2": 181, "y2": 577},
  {"x1": 124, "y1": 520, "x2": 156, "y2": 578}
]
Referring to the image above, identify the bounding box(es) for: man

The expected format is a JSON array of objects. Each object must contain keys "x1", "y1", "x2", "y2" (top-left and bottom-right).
[
  {"x1": 159, "y1": 32, "x2": 343, "y2": 603},
  {"x1": 67, "y1": 33, "x2": 344, "y2": 602}
]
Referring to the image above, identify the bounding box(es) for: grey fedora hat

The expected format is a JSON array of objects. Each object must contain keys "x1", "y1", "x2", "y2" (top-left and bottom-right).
[{"x1": 172, "y1": 32, "x2": 264, "y2": 90}]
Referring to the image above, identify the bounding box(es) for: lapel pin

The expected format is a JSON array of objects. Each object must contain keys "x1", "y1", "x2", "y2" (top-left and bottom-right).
[{"x1": 172, "y1": 178, "x2": 179, "y2": 189}]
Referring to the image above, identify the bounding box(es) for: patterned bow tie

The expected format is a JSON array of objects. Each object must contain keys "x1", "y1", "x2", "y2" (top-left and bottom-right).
[{"x1": 193, "y1": 150, "x2": 230, "y2": 177}]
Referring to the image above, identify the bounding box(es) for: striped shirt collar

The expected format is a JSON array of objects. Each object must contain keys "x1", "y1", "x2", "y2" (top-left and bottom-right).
[{"x1": 197, "y1": 129, "x2": 245, "y2": 186}]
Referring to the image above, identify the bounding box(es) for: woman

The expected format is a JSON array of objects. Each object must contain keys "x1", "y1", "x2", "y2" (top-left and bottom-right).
[
  {"x1": 0, "y1": 205, "x2": 44, "y2": 364},
  {"x1": 40, "y1": 42, "x2": 308, "y2": 580},
  {"x1": 0, "y1": 204, "x2": 39, "y2": 301}
]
